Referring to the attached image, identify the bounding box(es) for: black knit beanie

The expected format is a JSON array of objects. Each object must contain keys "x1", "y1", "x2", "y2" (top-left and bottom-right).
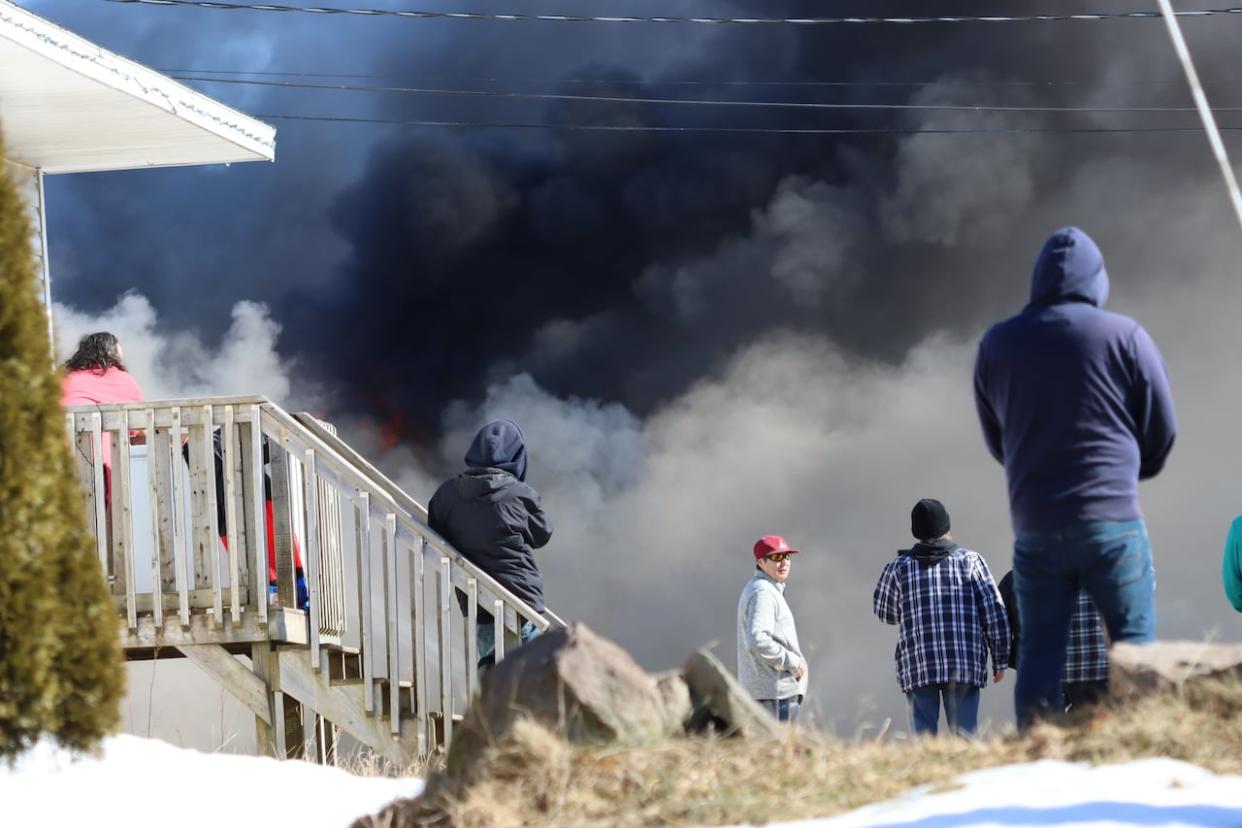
[{"x1": 911, "y1": 498, "x2": 951, "y2": 541}]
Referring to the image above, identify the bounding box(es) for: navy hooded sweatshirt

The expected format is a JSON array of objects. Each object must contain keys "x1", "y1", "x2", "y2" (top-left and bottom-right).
[
  {"x1": 973, "y1": 227, "x2": 1176, "y2": 533},
  {"x1": 428, "y1": 420, "x2": 553, "y2": 613}
]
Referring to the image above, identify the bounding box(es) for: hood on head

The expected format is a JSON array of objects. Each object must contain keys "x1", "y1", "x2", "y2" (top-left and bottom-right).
[
  {"x1": 464, "y1": 419, "x2": 528, "y2": 481},
  {"x1": 903, "y1": 537, "x2": 957, "y2": 566},
  {"x1": 1028, "y1": 226, "x2": 1109, "y2": 309},
  {"x1": 454, "y1": 467, "x2": 523, "y2": 501}
]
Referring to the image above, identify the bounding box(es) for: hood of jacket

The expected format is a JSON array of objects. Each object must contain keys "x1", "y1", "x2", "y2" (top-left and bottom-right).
[
  {"x1": 450, "y1": 467, "x2": 524, "y2": 503},
  {"x1": 464, "y1": 419, "x2": 528, "y2": 482},
  {"x1": 1028, "y1": 226, "x2": 1109, "y2": 310},
  {"x1": 902, "y1": 537, "x2": 958, "y2": 566}
]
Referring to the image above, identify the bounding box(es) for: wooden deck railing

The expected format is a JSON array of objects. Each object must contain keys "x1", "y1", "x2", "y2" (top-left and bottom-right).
[{"x1": 65, "y1": 395, "x2": 562, "y2": 755}]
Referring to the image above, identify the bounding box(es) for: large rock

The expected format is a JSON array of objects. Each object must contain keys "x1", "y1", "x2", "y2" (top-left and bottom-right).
[
  {"x1": 1110, "y1": 641, "x2": 1242, "y2": 698},
  {"x1": 653, "y1": 670, "x2": 693, "y2": 730},
  {"x1": 447, "y1": 623, "x2": 685, "y2": 776},
  {"x1": 682, "y1": 649, "x2": 784, "y2": 739}
]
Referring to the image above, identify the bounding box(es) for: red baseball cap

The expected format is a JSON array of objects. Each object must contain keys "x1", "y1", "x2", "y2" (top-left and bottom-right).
[{"x1": 753, "y1": 535, "x2": 801, "y2": 561}]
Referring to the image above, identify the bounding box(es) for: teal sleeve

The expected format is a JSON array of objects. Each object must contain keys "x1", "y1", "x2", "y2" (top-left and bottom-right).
[{"x1": 1224, "y1": 520, "x2": 1242, "y2": 612}]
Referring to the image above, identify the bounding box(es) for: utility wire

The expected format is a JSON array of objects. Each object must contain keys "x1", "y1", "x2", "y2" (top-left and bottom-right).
[
  {"x1": 105, "y1": 0, "x2": 1242, "y2": 25},
  {"x1": 175, "y1": 74, "x2": 1241, "y2": 112},
  {"x1": 158, "y1": 68, "x2": 1198, "y2": 88},
  {"x1": 259, "y1": 113, "x2": 1242, "y2": 134}
]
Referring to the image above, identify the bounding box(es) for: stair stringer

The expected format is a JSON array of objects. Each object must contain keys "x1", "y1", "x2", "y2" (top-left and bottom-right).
[{"x1": 276, "y1": 648, "x2": 422, "y2": 765}]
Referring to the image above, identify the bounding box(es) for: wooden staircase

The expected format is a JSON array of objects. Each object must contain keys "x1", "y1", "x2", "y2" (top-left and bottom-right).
[{"x1": 66, "y1": 395, "x2": 564, "y2": 763}]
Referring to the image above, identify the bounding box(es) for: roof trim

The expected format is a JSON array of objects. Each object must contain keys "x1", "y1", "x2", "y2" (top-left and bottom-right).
[{"x1": 0, "y1": 0, "x2": 275, "y2": 169}]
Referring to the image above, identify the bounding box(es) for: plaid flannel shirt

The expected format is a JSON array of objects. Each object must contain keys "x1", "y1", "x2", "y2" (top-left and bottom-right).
[
  {"x1": 873, "y1": 546, "x2": 1011, "y2": 693},
  {"x1": 1063, "y1": 591, "x2": 1109, "y2": 684}
]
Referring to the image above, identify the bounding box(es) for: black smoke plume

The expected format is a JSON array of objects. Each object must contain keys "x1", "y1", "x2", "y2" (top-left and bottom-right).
[{"x1": 40, "y1": 0, "x2": 1234, "y2": 433}]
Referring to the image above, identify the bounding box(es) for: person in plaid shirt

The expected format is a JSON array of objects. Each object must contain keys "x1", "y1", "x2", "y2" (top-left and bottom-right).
[
  {"x1": 998, "y1": 571, "x2": 1109, "y2": 710},
  {"x1": 1062, "y1": 593, "x2": 1110, "y2": 708},
  {"x1": 874, "y1": 499, "x2": 1010, "y2": 737}
]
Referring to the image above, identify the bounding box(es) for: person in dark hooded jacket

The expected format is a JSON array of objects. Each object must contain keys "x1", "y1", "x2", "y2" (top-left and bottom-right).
[
  {"x1": 974, "y1": 226, "x2": 1175, "y2": 729},
  {"x1": 873, "y1": 500, "x2": 1009, "y2": 737},
  {"x1": 428, "y1": 419, "x2": 552, "y2": 670}
]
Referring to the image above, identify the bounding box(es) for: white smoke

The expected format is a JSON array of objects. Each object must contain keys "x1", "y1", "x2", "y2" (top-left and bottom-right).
[
  {"x1": 419, "y1": 281, "x2": 1242, "y2": 735},
  {"x1": 396, "y1": 126, "x2": 1242, "y2": 735},
  {"x1": 418, "y1": 333, "x2": 1015, "y2": 733},
  {"x1": 880, "y1": 78, "x2": 1041, "y2": 247},
  {"x1": 53, "y1": 293, "x2": 314, "y2": 409},
  {"x1": 636, "y1": 176, "x2": 864, "y2": 317}
]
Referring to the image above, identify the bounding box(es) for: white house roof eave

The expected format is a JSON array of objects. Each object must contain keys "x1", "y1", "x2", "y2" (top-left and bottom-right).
[{"x1": 0, "y1": 0, "x2": 276, "y2": 174}]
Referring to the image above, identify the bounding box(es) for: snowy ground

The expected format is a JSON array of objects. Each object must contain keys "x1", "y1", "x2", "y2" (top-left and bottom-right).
[
  {"x1": 0, "y1": 735, "x2": 423, "y2": 827},
  {"x1": 754, "y1": 759, "x2": 1242, "y2": 828},
  {"x1": 5, "y1": 737, "x2": 1241, "y2": 827}
]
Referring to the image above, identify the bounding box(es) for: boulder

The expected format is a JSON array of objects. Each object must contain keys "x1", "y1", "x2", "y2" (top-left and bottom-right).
[
  {"x1": 682, "y1": 649, "x2": 783, "y2": 740},
  {"x1": 447, "y1": 623, "x2": 684, "y2": 776},
  {"x1": 1110, "y1": 640, "x2": 1242, "y2": 698},
  {"x1": 653, "y1": 670, "x2": 692, "y2": 731}
]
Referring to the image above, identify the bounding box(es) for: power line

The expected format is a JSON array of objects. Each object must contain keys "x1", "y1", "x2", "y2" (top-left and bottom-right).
[
  {"x1": 106, "y1": 0, "x2": 1242, "y2": 25},
  {"x1": 158, "y1": 68, "x2": 1197, "y2": 88},
  {"x1": 175, "y1": 74, "x2": 1241, "y2": 112},
  {"x1": 162, "y1": 67, "x2": 383, "y2": 79},
  {"x1": 260, "y1": 113, "x2": 1242, "y2": 134}
]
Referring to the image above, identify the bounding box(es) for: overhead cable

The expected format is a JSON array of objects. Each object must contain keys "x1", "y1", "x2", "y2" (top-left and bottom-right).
[
  {"x1": 176, "y1": 74, "x2": 1241, "y2": 112},
  {"x1": 175, "y1": 74, "x2": 1242, "y2": 112},
  {"x1": 259, "y1": 113, "x2": 1242, "y2": 134},
  {"x1": 105, "y1": 0, "x2": 1242, "y2": 25},
  {"x1": 158, "y1": 68, "x2": 1196, "y2": 88}
]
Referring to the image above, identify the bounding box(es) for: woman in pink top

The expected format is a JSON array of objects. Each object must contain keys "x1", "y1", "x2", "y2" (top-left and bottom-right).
[
  {"x1": 61, "y1": 332, "x2": 143, "y2": 407},
  {"x1": 61, "y1": 332, "x2": 144, "y2": 501}
]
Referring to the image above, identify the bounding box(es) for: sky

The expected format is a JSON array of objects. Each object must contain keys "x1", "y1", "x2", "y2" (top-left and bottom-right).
[{"x1": 21, "y1": 0, "x2": 1242, "y2": 739}]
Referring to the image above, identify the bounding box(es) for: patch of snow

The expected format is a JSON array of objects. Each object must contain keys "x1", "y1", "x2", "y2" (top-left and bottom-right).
[
  {"x1": 755, "y1": 758, "x2": 1242, "y2": 828},
  {"x1": 0, "y1": 735, "x2": 423, "y2": 827}
]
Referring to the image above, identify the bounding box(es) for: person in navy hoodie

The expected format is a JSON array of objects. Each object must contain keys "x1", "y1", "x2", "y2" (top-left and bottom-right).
[
  {"x1": 429, "y1": 419, "x2": 553, "y2": 672},
  {"x1": 974, "y1": 226, "x2": 1176, "y2": 729}
]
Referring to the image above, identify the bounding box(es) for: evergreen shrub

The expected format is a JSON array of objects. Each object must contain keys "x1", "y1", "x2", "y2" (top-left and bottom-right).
[{"x1": 0, "y1": 132, "x2": 124, "y2": 759}]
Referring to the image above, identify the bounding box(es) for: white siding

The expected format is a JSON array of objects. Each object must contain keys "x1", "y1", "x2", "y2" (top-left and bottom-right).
[{"x1": 4, "y1": 159, "x2": 53, "y2": 341}]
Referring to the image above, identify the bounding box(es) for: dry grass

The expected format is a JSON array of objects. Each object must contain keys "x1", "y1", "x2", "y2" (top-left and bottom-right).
[
  {"x1": 361, "y1": 680, "x2": 1242, "y2": 827},
  {"x1": 330, "y1": 745, "x2": 442, "y2": 779}
]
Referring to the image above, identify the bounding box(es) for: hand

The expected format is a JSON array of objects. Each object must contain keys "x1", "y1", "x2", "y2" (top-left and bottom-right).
[
  {"x1": 793, "y1": 661, "x2": 806, "y2": 681},
  {"x1": 993, "y1": 669, "x2": 1006, "y2": 684}
]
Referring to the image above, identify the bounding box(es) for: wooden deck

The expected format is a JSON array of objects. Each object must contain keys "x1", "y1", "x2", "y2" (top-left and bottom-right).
[{"x1": 67, "y1": 396, "x2": 564, "y2": 763}]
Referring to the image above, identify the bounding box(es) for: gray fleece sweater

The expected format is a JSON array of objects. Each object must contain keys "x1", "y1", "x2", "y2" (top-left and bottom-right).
[{"x1": 736, "y1": 570, "x2": 808, "y2": 702}]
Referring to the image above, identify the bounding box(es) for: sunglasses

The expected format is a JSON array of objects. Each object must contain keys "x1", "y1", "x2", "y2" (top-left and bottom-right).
[{"x1": 764, "y1": 552, "x2": 793, "y2": 563}]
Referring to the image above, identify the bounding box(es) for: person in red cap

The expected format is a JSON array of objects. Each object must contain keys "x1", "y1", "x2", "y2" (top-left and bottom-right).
[{"x1": 736, "y1": 534, "x2": 808, "y2": 722}]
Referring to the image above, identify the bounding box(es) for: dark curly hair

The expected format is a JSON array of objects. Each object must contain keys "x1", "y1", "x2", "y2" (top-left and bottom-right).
[{"x1": 65, "y1": 331, "x2": 126, "y2": 374}]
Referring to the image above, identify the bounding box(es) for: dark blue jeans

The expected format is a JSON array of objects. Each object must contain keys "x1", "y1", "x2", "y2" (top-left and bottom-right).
[
  {"x1": 906, "y1": 683, "x2": 980, "y2": 737},
  {"x1": 1013, "y1": 519, "x2": 1155, "y2": 729},
  {"x1": 757, "y1": 696, "x2": 801, "y2": 722},
  {"x1": 477, "y1": 619, "x2": 540, "y2": 671}
]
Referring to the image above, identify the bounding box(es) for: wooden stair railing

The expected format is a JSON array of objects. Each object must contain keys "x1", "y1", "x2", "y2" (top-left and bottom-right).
[{"x1": 65, "y1": 395, "x2": 565, "y2": 760}]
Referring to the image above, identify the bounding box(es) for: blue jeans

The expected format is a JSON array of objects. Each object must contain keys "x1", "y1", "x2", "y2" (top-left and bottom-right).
[
  {"x1": 757, "y1": 696, "x2": 801, "y2": 722},
  {"x1": 1013, "y1": 519, "x2": 1155, "y2": 729},
  {"x1": 268, "y1": 575, "x2": 309, "y2": 610},
  {"x1": 906, "y1": 683, "x2": 980, "y2": 737},
  {"x1": 477, "y1": 619, "x2": 540, "y2": 671}
]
